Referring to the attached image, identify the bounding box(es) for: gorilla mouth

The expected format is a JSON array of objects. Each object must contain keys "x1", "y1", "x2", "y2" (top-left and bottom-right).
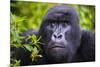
[
  {"x1": 49, "y1": 43, "x2": 65, "y2": 49},
  {"x1": 51, "y1": 45, "x2": 65, "y2": 48}
]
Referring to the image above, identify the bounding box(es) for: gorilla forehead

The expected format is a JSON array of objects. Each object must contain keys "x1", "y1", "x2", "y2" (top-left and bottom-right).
[{"x1": 43, "y1": 5, "x2": 79, "y2": 23}]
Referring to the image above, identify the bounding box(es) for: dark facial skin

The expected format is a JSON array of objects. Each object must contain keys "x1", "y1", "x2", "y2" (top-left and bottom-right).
[
  {"x1": 39, "y1": 5, "x2": 81, "y2": 63},
  {"x1": 45, "y1": 21, "x2": 72, "y2": 62}
]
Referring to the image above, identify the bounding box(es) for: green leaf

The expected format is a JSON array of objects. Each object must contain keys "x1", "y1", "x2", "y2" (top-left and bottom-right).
[{"x1": 24, "y1": 45, "x2": 33, "y2": 52}]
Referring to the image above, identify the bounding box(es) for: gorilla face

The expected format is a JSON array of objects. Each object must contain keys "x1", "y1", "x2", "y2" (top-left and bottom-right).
[{"x1": 39, "y1": 5, "x2": 82, "y2": 63}]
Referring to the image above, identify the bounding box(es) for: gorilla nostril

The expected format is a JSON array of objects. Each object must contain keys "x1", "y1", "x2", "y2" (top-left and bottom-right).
[
  {"x1": 58, "y1": 35, "x2": 62, "y2": 39},
  {"x1": 54, "y1": 34, "x2": 57, "y2": 38},
  {"x1": 53, "y1": 34, "x2": 62, "y2": 39}
]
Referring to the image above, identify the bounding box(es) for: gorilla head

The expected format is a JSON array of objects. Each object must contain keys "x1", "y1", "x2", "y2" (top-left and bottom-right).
[{"x1": 39, "y1": 5, "x2": 82, "y2": 63}]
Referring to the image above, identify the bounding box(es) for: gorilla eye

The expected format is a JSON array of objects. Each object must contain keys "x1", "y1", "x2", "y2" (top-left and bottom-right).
[
  {"x1": 51, "y1": 23, "x2": 56, "y2": 27},
  {"x1": 48, "y1": 21, "x2": 56, "y2": 28},
  {"x1": 47, "y1": 21, "x2": 56, "y2": 29},
  {"x1": 62, "y1": 22, "x2": 68, "y2": 27}
]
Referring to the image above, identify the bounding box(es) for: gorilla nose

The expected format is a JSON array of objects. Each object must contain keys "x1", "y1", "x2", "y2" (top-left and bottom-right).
[{"x1": 53, "y1": 34, "x2": 62, "y2": 39}]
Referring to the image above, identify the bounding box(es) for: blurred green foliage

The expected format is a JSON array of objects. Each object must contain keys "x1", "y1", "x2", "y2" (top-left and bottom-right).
[
  {"x1": 72, "y1": 5, "x2": 95, "y2": 30},
  {"x1": 10, "y1": 1, "x2": 95, "y2": 66}
]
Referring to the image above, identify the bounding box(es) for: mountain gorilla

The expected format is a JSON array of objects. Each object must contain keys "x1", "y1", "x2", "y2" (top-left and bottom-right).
[{"x1": 11, "y1": 5, "x2": 95, "y2": 66}]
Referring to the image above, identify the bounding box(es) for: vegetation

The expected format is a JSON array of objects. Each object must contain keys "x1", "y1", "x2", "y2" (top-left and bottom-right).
[{"x1": 10, "y1": 1, "x2": 95, "y2": 66}]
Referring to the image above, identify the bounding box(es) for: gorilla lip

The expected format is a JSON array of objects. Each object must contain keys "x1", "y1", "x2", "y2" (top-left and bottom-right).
[
  {"x1": 49, "y1": 44, "x2": 65, "y2": 49},
  {"x1": 51, "y1": 46, "x2": 65, "y2": 49}
]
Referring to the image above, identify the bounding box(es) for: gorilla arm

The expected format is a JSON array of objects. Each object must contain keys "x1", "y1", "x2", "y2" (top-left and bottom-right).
[{"x1": 74, "y1": 30, "x2": 95, "y2": 62}]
